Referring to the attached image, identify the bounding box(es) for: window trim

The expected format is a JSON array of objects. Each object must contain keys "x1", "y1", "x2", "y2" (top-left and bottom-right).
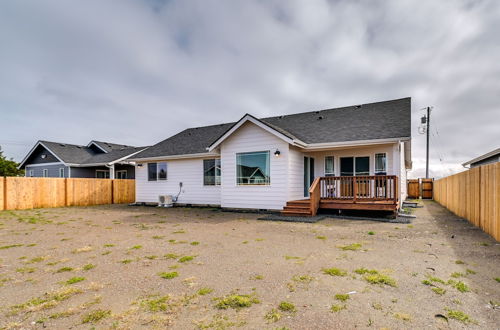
[
  {"x1": 59, "y1": 168, "x2": 64, "y2": 178},
  {"x1": 95, "y1": 170, "x2": 110, "y2": 179},
  {"x1": 375, "y1": 153, "x2": 387, "y2": 175},
  {"x1": 236, "y1": 151, "x2": 271, "y2": 186},
  {"x1": 147, "y1": 162, "x2": 167, "y2": 181},
  {"x1": 115, "y1": 170, "x2": 127, "y2": 179},
  {"x1": 339, "y1": 156, "x2": 371, "y2": 176},
  {"x1": 203, "y1": 158, "x2": 221, "y2": 186},
  {"x1": 324, "y1": 156, "x2": 334, "y2": 176},
  {"x1": 42, "y1": 169, "x2": 48, "y2": 177}
]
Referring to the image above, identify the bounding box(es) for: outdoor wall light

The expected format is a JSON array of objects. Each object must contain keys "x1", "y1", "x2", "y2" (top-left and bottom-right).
[
  {"x1": 274, "y1": 150, "x2": 281, "y2": 157},
  {"x1": 137, "y1": 163, "x2": 143, "y2": 168}
]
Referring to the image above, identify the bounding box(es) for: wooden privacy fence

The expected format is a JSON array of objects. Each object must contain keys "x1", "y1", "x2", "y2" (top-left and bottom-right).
[
  {"x1": 0, "y1": 177, "x2": 135, "y2": 211},
  {"x1": 434, "y1": 162, "x2": 500, "y2": 241}
]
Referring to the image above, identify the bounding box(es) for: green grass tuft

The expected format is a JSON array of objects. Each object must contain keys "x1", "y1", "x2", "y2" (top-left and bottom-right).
[
  {"x1": 368, "y1": 231, "x2": 375, "y2": 235},
  {"x1": 354, "y1": 268, "x2": 378, "y2": 275},
  {"x1": 214, "y1": 294, "x2": 260, "y2": 309},
  {"x1": 364, "y1": 273, "x2": 397, "y2": 287},
  {"x1": 334, "y1": 294, "x2": 350, "y2": 302},
  {"x1": 316, "y1": 236, "x2": 327, "y2": 240},
  {"x1": 81, "y1": 309, "x2": 111, "y2": 323},
  {"x1": 331, "y1": 304, "x2": 346, "y2": 312},
  {"x1": 264, "y1": 308, "x2": 282, "y2": 323},
  {"x1": 178, "y1": 255, "x2": 195, "y2": 263},
  {"x1": 158, "y1": 271, "x2": 178, "y2": 279},
  {"x1": 83, "y1": 264, "x2": 95, "y2": 271},
  {"x1": 190, "y1": 241, "x2": 200, "y2": 245},
  {"x1": 66, "y1": 277, "x2": 85, "y2": 285},
  {"x1": 339, "y1": 243, "x2": 362, "y2": 251},
  {"x1": 432, "y1": 287, "x2": 446, "y2": 295},
  {"x1": 278, "y1": 301, "x2": 296, "y2": 312},
  {"x1": 446, "y1": 309, "x2": 476, "y2": 324},
  {"x1": 197, "y1": 287, "x2": 214, "y2": 296},
  {"x1": 322, "y1": 267, "x2": 347, "y2": 277}
]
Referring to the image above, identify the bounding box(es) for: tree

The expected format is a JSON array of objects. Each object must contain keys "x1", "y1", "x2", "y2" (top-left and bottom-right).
[{"x1": 0, "y1": 146, "x2": 25, "y2": 177}]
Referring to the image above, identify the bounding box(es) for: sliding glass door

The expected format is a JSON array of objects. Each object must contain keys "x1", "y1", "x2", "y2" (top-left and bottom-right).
[{"x1": 304, "y1": 157, "x2": 315, "y2": 197}]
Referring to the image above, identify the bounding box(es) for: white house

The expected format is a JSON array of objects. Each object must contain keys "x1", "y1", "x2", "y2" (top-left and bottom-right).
[{"x1": 128, "y1": 97, "x2": 412, "y2": 216}]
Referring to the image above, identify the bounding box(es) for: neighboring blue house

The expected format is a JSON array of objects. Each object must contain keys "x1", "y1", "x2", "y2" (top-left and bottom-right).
[{"x1": 19, "y1": 140, "x2": 147, "y2": 179}]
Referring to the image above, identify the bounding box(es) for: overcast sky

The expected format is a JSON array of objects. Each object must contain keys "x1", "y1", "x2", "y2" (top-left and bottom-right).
[{"x1": 1, "y1": 0, "x2": 499, "y2": 178}]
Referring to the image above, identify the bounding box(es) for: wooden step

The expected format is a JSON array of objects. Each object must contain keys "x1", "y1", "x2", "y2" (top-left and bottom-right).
[
  {"x1": 281, "y1": 209, "x2": 312, "y2": 216},
  {"x1": 283, "y1": 206, "x2": 311, "y2": 212}
]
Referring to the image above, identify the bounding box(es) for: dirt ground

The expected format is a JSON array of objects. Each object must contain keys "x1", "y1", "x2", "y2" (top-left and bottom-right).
[{"x1": 0, "y1": 201, "x2": 498, "y2": 329}]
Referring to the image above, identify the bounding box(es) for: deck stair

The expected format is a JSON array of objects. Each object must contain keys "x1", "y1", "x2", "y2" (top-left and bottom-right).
[{"x1": 281, "y1": 199, "x2": 312, "y2": 216}]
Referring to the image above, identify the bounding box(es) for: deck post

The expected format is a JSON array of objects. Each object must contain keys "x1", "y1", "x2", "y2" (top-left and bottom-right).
[{"x1": 353, "y1": 176, "x2": 357, "y2": 203}]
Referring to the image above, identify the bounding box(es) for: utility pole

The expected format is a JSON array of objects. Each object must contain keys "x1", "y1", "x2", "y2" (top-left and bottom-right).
[{"x1": 425, "y1": 106, "x2": 431, "y2": 179}]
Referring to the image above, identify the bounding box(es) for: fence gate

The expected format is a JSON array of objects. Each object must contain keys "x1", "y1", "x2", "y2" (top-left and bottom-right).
[
  {"x1": 421, "y1": 179, "x2": 433, "y2": 199},
  {"x1": 407, "y1": 179, "x2": 420, "y2": 199}
]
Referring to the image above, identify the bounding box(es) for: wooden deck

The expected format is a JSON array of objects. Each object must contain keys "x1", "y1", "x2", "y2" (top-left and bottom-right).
[{"x1": 281, "y1": 175, "x2": 398, "y2": 216}]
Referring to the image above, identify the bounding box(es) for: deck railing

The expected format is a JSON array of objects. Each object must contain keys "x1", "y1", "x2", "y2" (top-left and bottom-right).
[{"x1": 318, "y1": 175, "x2": 398, "y2": 202}]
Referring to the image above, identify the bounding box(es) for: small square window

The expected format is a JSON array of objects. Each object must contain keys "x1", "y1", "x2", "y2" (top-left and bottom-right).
[{"x1": 325, "y1": 156, "x2": 334, "y2": 176}]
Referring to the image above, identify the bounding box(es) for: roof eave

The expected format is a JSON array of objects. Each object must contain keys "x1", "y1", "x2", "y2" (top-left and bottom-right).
[{"x1": 128, "y1": 152, "x2": 220, "y2": 162}]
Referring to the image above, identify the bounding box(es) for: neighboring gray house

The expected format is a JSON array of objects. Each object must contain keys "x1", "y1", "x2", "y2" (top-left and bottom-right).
[
  {"x1": 462, "y1": 147, "x2": 500, "y2": 168},
  {"x1": 19, "y1": 140, "x2": 147, "y2": 179}
]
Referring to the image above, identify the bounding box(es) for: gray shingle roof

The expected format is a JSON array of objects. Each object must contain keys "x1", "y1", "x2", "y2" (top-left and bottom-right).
[
  {"x1": 132, "y1": 97, "x2": 411, "y2": 159},
  {"x1": 90, "y1": 141, "x2": 135, "y2": 153},
  {"x1": 37, "y1": 141, "x2": 145, "y2": 165}
]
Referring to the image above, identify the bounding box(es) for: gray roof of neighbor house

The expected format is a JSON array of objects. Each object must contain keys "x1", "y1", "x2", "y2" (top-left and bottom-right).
[
  {"x1": 133, "y1": 97, "x2": 411, "y2": 159},
  {"x1": 20, "y1": 140, "x2": 147, "y2": 168},
  {"x1": 462, "y1": 147, "x2": 500, "y2": 167}
]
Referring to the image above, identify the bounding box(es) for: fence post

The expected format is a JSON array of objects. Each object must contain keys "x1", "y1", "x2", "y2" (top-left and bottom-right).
[
  {"x1": 1, "y1": 177, "x2": 5, "y2": 211},
  {"x1": 111, "y1": 179, "x2": 115, "y2": 204}
]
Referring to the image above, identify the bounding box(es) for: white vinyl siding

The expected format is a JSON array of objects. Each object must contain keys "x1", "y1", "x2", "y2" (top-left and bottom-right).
[
  {"x1": 288, "y1": 147, "x2": 304, "y2": 201},
  {"x1": 220, "y1": 122, "x2": 289, "y2": 210},
  {"x1": 135, "y1": 158, "x2": 221, "y2": 205}
]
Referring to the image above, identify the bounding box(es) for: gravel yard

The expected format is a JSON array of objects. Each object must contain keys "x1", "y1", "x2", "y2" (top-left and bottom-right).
[{"x1": 0, "y1": 201, "x2": 498, "y2": 329}]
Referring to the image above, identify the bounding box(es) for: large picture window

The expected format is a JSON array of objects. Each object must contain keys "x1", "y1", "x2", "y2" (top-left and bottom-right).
[
  {"x1": 148, "y1": 162, "x2": 167, "y2": 181},
  {"x1": 375, "y1": 153, "x2": 387, "y2": 175},
  {"x1": 204, "y1": 159, "x2": 221, "y2": 186},
  {"x1": 324, "y1": 156, "x2": 334, "y2": 176},
  {"x1": 236, "y1": 151, "x2": 270, "y2": 185}
]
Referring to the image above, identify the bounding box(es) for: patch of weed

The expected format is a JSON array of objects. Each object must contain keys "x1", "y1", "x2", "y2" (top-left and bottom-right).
[
  {"x1": 214, "y1": 294, "x2": 260, "y2": 309},
  {"x1": 158, "y1": 271, "x2": 178, "y2": 279},
  {"x1": 465, "y1": 269, "x2": 476, "y2": 275},
  {"x1": 172, "y1": 230, "x2": 186, "y2": 234},
  {"x1": 432, "y1": 287, "x2": 446, "y2": 295},
  {"x1": 16, "y1": 267, "x2": 36, "y2": 273},
  {"x1": 72, "y1": 246, "x2": 93, "y2": 254},
  {"x1": 330, "y1": 304, "x2": 346, "y2": 312},
  {"x1": 292, "y1": 274, "x2": 314, "y2": 283},
  {"x1": 152, "y1": 235, "x2": 164, "y2": 239},
  {"x1": 103, "y1": 244, "x2": 115, "y2": 247},
  {"x1": 322, "y1": 267, "x2": 347, "y2": 277},
  {"x1": 164, "y1": 253, "x2": 179, "y2": 259},
  {"x1": 278, "y1": 301, "x2": 296, "y2": 312},
  {"x1": 137, "y1": 295, "x2": 171, "y2": 312},
  {"x1": 83, "y1": 264, "x2": 95, "y2": 271},
  {"x1": 339, "y1": 243, "x2": 362, "y2": 251},
  {"x1": 66, "y1": 277, "x2": 85, "y2": 285},
  {"x1": 251, "y1": 274, "x2": 264, "y2": 280},
  {"x1": 451, "y1": 272, "x2": 464, "y2": 278},
  {"x1": 178, "y1": 255, "x2": 195, "y2": 263},
  {"x1": 120, "y1": 259, "x2": 133, "y2": 264},
  {"x1": 455, "y1": 260, "x2": 465, "y2": 265},
  {"x1": 316, "y1": 236, "x2": 327, "y2": 240},
  {"x1": 368, "y1": 231, "x2": 375, "y2": 235},
  {"x1": 446, "y1": 309, "x2": 476, "y2": 324},
  {"x1": 130, "y1": 245, "x2": 142, "y2": 250},
  {"x1": 364, "y1": 273, "x2": 397, "y2": 287},
  {"x1": 145, "y1": 255, "x2": 158, "y2": 260},
  {"x1": 264, "y1": 309, "x2": 282, "y2": 323},
  {"x1": 81, "y1": 309, "x2": 111, "y2": 323},
  {"x1": 334, "y1": 294, "x2": 350, "y2": 302},
  {"x1": 0, "y1": 244, "x2": 23, "y2": 250},
  {"x1": 197, "y1": 287, "x2": 214, "y2": 296},
  {"x1": 354, "y1": 268, "x2": 378, "y2": 275}
]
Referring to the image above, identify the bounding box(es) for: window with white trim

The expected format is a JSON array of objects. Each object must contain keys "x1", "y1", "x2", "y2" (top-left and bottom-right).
[
  {"x1": 203, "y1": 159, "x2": 221, "y2": 185},
  {"x1": 59, "y1": 168, "x2": 64, "y2": 178},
  {"x1": 236, "y1": 151, "x2": 270, "y2": 185},
  {"x1": 42, "y1": 169, "x2": 48, "y2": 177},
  {"x1": 324, "y1": 156, "x2": 334, "y2": 176},
  {"x1": 375, "y1": 153, "x2": 387, "y2": 175},
  {"x1": 148, "y1": 162, "x2": 167, "y2": 181},
  {"x1": 29, "y1": 170, "x2": 34, "y2": 177}
]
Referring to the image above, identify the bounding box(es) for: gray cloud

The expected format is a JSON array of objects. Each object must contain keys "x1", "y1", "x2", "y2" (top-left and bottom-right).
[{"x1": 0, "y1": 0, "x2": 499, "y2": 178}]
